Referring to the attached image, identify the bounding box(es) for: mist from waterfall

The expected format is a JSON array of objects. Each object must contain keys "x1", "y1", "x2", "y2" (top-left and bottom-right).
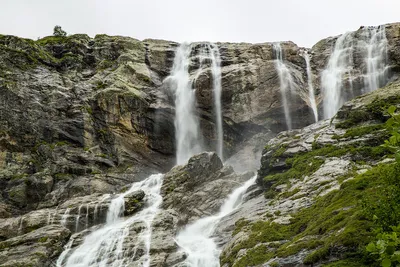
[
  {"x1": 362, "y1": 26, "x2": 389, "y2": 93},
  {"x1": 57, "y1": 174, "x2": 164, "y2": 267},
  {"x1": 303, "y1": 51, "x2": 319, "y2": 122},
  {"x1": 175, "y1": 176, "x2": 257, "y2": 267},
  {"x1": 273, "y1": 43, "x2": 294, "y2": 130},
  {"x1": 167, "y1": 43, "x2": 202, "y2": 165}
]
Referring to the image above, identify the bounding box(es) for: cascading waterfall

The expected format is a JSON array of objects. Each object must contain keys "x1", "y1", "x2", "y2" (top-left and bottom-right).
[
  {"x1": 209, "y1": 44, "x2": 224, "y2": 161},
  {"x1": 273, "y1": 43, "x2": 294, "y2": 130},
  {"x1": 321, "y1": 32, "x2": 355, "y2": 119},
  {"x1": 322, "y1": 26, "x2": 389, "y2": 119},
  {"x1": 167, "y1": 43, "x2": 202, "y2": 165},
  {"x1": 362, "y1": 26, "x2": 388, "y2": 93},
  {"x1": 302, "y1": 51, "x2": 319, "y2": 122},
  {"x1": 57, "y1": 173, "x2": 163, "y2": 267},
  {"x1": 175, "y1": 175, "x2": 257, "y2": 267},
  {"x1": 193, "y1": 42, "x2": 224, "y2": 160}
]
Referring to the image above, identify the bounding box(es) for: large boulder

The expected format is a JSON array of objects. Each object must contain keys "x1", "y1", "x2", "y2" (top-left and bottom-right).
[{"x1": 0, "y1": 225, "x2": 70, "y2": 267}]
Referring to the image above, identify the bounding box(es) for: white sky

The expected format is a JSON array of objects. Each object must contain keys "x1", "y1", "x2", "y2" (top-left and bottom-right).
[{"x1": 0, "y1": 0, "x2": 399, "y2": 48}]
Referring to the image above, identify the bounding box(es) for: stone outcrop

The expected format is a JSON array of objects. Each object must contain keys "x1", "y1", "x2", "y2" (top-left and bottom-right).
[{"x1": 0, "y1": 225, "x2": 70, "y2": 266}]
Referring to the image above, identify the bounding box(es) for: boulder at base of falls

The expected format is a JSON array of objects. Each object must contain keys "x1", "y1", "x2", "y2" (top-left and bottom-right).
[
  {"x1": 160, "y1": 152, "x2": 253, "y2": 224},
  {"x1": 124, "y1": 189, "x2": 145, "y2": 216},
  {"x1": 0, "y1": 225, "x2": 70, "y2": 267}
]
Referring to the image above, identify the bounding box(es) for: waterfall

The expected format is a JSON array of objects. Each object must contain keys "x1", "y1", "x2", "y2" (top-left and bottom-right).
[
  {"x1": 303, "y1": 51, "x2": 319, "y2": 122},
  {"x1": 175, "y1": 175, "x2": 257, "y2": 267},
  {"x1": 273, "y1": 43, "x2": 294, "y2": 130},
  {"x1": 322, "y1": 26, "x2": 388, "y2": 119},
  {"x1": 167, "y1": 43, "x2": 202, "y2": 165},
  {"x1": 209, "y1": 44, "x2": 224, "y2": 161},
  {"x1": 195, "y1": 43, "x2": 224, "y2": 160},
  {"x1": 363, "y1": 26, "x2": 388, "y2": 93},
  {"x1": 321, "y1": 32, "x2": 355, "y2": 119},
  {"x1": 57, "y1": 173, "x2": 164, "y2": 267}
]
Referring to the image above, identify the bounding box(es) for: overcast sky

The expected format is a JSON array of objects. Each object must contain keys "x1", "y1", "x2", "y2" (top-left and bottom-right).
[{"x1": 0, "y1": 0, "x2": 399, "y2": 48}]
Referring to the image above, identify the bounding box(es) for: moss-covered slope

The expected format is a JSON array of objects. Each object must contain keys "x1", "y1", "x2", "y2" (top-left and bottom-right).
[{"x1": 221, "y1": 80, "x2": 400, "y2": 267}]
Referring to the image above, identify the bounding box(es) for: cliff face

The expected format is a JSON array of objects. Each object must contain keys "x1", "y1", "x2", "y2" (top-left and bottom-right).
[{"x1": 0, "y1": 22, "x2": 400, "y2": 266}]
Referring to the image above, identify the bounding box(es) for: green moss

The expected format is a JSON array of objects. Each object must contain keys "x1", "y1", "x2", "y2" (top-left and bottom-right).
[
  {"x1": 224, "y1": 163, "x2": 395, "y2": 266},
  {"x1": 336, "y1": 95, "x2": 400, "y2": 129},
  {"x1": 228, "y1": 244, "x2": 274, "y2": 267},
  {"x1": 96, "y1": 59, "x2": 115, "y2": 70},
  {"x1": 11, "y1": 173, "x2": 28, "y2": 180},
  {"x1": 95, "y1": 81, "x2": 107, "y2": 90},
  {"x1": 277, "y1": 239, "x2": 324, "y2": 258},
  {"x1": 0, "y1": 44, "x2": 38, "y2": 69},
  {"x1": 336, "y1": 110, "x2": 371, "y2": 129},
  {"x1": 279, "y1": 188, "x2": 301, "y2": 199},
  {"x1": 303, "y1": 246, "x2": 330, "y2": 264},
  {"x1": 0, "y1": 242, "x2": 8, "y2": 250},
  {"x1": 323, "y1": 260, "x2": 369, "y2": 266},
  {"x1": 333, "y1": 124, "x2": 386, "y2": 140},
  {"x1": 273, "y1": 144, "x2": 288, "y2": 158},
  {"x1": 54, "y1": 173, "x2": 72, "y2": 180},
  {"x1": 273, "y1": 211, "x2": 281, "y2": 216},
  {"x1": 264, "y1": 189, "x2": 279, "y2": 199},
  {"x1": 36, "y1": 36, "x2": 67, "y2": 46},
  {"x1": 233, "y1": 218, "x2": 250, "y2": 236},
  {"x1": 38, "y1": 236, "x2": 48, "y2": 243}
]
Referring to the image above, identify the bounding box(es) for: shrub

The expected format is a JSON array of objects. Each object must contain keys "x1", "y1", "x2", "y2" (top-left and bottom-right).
[{"x1": 53, "y1": 25, "x2": 67, "y2": 37}]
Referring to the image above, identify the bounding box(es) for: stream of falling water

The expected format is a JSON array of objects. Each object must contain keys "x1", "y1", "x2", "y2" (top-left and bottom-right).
[
  {"x1": 175, "y1": 175, "x2": 257, "y2": 267},
  {"x1": 273, "y1": 43, "x2": 294, "y2": 130},
  {"x1": 209, "y1": 44, "x2": 224, "y2": 161},
  {"x1": 167, "y1": 43, "x2": 202, "y2": 165},
  {"x1": 303, "y1": 51, "x2": 319, "y2": 122},
  {"x1": 322, "y1": 25, "x2": 388, "y2": 119},
  {"x1": 321, "y1": 31, "x2": 354, "y2": 119},
  {"x1": 57, "y1": 173, "x2": 163, "y2": 267},
  {"x1": 362, "y1": 26, "x2": 389, "y2": 93}
]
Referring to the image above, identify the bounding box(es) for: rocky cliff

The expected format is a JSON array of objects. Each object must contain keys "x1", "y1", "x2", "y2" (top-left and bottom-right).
[{"x1": 1, "y1": 22, "x2": 400, "y2": 267}]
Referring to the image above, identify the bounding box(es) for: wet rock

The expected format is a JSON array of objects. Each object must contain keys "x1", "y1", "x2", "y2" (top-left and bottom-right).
[
  {"x1": 0, "y1": 225, "x2": 70, "y2": 267},
  {"x1": 161, "y1": 152, "x2": 253, "y2": 224},
  {"x1": 124, "y1": 189, "x2": 145, "y2": 216}
]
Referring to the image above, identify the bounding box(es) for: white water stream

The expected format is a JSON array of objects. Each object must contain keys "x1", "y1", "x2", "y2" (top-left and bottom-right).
[
  {"x1": 175, "y1": 175, "x2": 257, "y2": 267},
  {"x1": 303, "y1": 52, "x2": 319, "y2": 122},
  {"x1": 322, "y1": 25, "x2": 388, "y2": 119},
  {"x1": 167, "y1": 43, "x2": 202, "y2": 165},
  {"x1": 362, "y1": 26, "x2": 388, "y2": 93},
  {"x1": 57, "y1": 173, "x2": 163, "y2": 267},
  {"x1": 209, "y1": 44, "x2": 224, "y2": 161},
  {"x1": 273, "y1": 43, "x2": 295, "y2": 130},
  {"x1": 321, "y1": 32, "x2": 354, "y2": 119}
]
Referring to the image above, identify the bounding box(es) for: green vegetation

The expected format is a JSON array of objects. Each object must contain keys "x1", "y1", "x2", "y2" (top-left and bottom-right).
[
  {"x1": 364, "y1": 106, "x2": 400, "y2": 267},
  {"x1": 333, "y1": 124, "x2": 386, "y2": 140},
  {"x1": 222, "y1": 165, "x2": 383, "y2": 266},
  {"x1": 53, "y1": 25, "x2": 67, "y2": 37},
  {"x1": 38, "y1": 236, "x2": 48, "y2": 243},
  {"x1": 336, "y1": 96, "x2": 400, "y2": 129},
  {"x1": 263, "y1": 143, "x2": 391, "y2": 199},
  {"x1": 233, "y1": 219, "x2": 250, "y2": 236},
  {"x1": 224, "y1": 106, "x2": 400, "y2": 266},
  {"x1": 95, "y1": 81, "x2": 107, "y2": 90}
]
